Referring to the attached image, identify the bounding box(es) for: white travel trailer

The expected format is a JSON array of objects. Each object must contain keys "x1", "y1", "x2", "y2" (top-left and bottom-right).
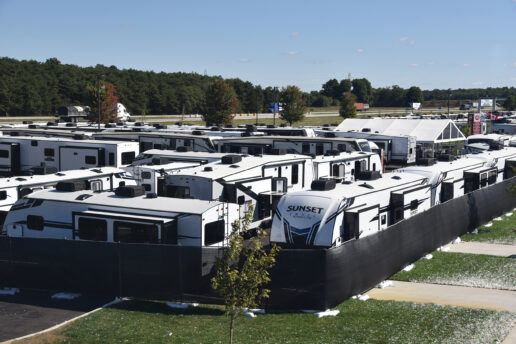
[
  {"x1": 130, "y1": 150, "x2": 227, "y2": 166},
  {"x1": 92, "y1": 131, "x2": 217, "y2": 153},
  {"x1": 312, "y1": 151, "x2": 382, "y2": 181},
  {"x1": 469, "y1": 148, "x2": 516, "y2": 182},
  {"x1": 397, "y1": 156, "x2": 486, "y2": 205},
  {"x1": 0, "y1": 167, "x2": 135, "y2": 224},
  {"x1": 0, "y1": 135, "x2": 139, "y2": 175},
  {"x1": 164, "y1": 154, "x2": 314, "y2": 226},
  {"x1": 213, "y1": 136, "x2": 373, "y2": 156},
  {"x1": 318, "y1": 129, "x2": 417, "y2": 165},
  {"x1": 270, "y1": 172, "x2": 432, "y2": 248},
  {"x1": 3, "y1": 185, "x2": 239, "y2": 247},
  {"x1": 466, "y1": 134, "x2": 511, "y2": 150}
]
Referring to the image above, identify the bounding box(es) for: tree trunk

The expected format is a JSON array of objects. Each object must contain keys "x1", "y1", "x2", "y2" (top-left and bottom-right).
[{"x1": 229, "y1": 314, "x2": 235, "y2": 344}]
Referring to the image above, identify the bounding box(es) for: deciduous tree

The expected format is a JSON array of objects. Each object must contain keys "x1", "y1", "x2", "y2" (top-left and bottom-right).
[
  {"x1": 87, "y1": 81, "x2": 118, "y2": 123},
  {"x1": 279, "y1": 85, "x2": 306, "y2": 125},
  {"x1": 339, "y1": 92, "x2": 357, "y2": 118},
  {"x1": 204, "y1": 79, "x2": 238, "y2": 126}
]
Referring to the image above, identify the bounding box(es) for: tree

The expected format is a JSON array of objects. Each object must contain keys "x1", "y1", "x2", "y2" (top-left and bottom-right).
[
  {"x1": 351, "y1": 78, "x2": 372, "y2": 103},
  {"x1": 211, "y1": 206, "x2": 279, "y2": 344},
  {"x1": 87, "y1": 81, "x2": 118, "y2": 123},
  {"x1": 503, "y1": 95, "x2": 516, "y2": 110},
  {"x1": 321, "y1": 79, "x2": 340, "y2": 99},
  {"x1": 204, "y1": 79, "x2": 238, "y2": 126},
  {"x1": 279, "y1": 85, "x2": 306, "y2": 125},
  {"x1": 339, "y1": 92, "x2": 357, "y2": 119},
  {"x1": 405, "y1": 86, "x2": 423, "y2": 106}
]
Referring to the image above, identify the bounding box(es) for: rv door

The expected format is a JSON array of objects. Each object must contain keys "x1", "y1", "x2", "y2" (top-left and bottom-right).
[{"x1": 0, "y1": 142, "x2": 20, "y2": 175}]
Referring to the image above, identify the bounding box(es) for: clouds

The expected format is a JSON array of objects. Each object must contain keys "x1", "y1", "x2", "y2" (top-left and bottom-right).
[
  {"x1": 463, "y1": 63, "x2": 471, "y2": 67},
  {"x1": 287, "y1": 50, "x2": 299, "y2": 56},
  {"x1": 290, "y1": 31, "x2": 300, "y2": 38},
  {"x1": 238, "y1": 58, "x2": 251, "y2": 63},
  {"x1": 399, "y1": 37, "x2": 416, "y2": 45},
  {"x1": 410, "y1": 63, "x2": 419, "y2": 67},
  {"x1": 356, "y1": 48, "x2": 364, "y2": 54}
]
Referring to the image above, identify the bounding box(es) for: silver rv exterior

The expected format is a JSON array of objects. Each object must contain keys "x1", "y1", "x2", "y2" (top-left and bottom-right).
[
  {"x1": 130, "y1": 150, "x2": 227, "y2": 166},
  {"x1": 317, "y1": 129, "x2": 417, "y2": 164},
  {"x1": 164, "y1": 154, "x2": 314, "y2": 226},
  {"x1": 270, "y1": 172, "x2": 431, "y2": 248},
  {"x1": 92, "y1": 132, "x2": 218, "y2": 153},
  {"x1": 311, "y1": 151, "x2": 382, "y2": 181},
  {"x1": 4, "y1": 189, "x2": 239, "y2": 247},
  {"x1": 0, "y1": 136, "x2": 139, "y2": 175},
  {"x1": 213, "y1": 136, "x2": 372, "y2": 156},
  {"x1": 467, "y1": 148, "x2": 516, "y2": 182}
]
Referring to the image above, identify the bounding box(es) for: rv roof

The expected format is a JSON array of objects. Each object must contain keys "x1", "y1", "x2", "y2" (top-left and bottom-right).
[
  {"x1": 27, "y1": 189, "x2": 225, "y2": 215},
  {"x1": 287, "y1": 172, "x2": 426, "y2": 199},
  {"x1": 311, "y1": 151, "x2": 374, "y2": 162},
  {"x1": 212, "y1": 136, "x2": 365, "y2": 143},
  {"x1": 0, "y1": 135, "x2": 139, "y2": 146},
  {"x1": 94, "y1": 131, "x2": 217, "y2": 140},
  {"x1": 399, "y1": 156, "x2": 485, "y2": 174},
  {"x1": 0, "y1": 167, "x2": 127, "y2": 189},
  {"x1": 171, "y1": 154, "x2": 310, "y2": 179},
  {"x1": 141, "y1": 149, "x2": 227, "y2": 159}
]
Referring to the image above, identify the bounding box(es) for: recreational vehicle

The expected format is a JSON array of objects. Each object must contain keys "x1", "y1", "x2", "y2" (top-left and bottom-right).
[
  {"x1": 130, "y1": 150, "x2": 227, "y2": 166},
  {"x1": 164, "y1": 154, "x2": 314, "y2": 226},
  {"x1": 0, "y1": 167, "x2": 135, "y2": 225},
  {"x1": 466, "y1": 134, "x2": 511, "y2": 151},
  {"x1": 3, "y1": 185, "x2": 239, "y2": 247},
  {"x1": 270, "y1": 172, "x2": 432, "y2": 248},
  {"x1": 0, "y1": 136, "x2": 139, "y2": 175}
]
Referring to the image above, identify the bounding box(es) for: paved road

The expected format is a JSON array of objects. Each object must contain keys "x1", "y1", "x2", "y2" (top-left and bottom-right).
[
  {"x1": 0, "y1": 290, "x2": 112, "y2": 342},
  {"x1": 368, "y1": 281, "x2": 516, "y2": 312},
  {"x1": 447, "y1": 242, "x2": 516, "y2": 257}
]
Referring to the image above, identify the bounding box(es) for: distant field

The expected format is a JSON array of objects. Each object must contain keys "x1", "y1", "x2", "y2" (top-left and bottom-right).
[{"x1": 17, "y1": 299, "x2": 513, "y2": 344}]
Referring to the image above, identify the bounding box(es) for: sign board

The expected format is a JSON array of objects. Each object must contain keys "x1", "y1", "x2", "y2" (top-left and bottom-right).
[
  {"x1": 468, "y1": 113, "x2": 481, "y2": 134},
  {"x1": 480, "y1": 99, "x2": 493, "y2": 107},
  {"x1": 411, "y1": 102, "x2": 421, "y2": 110},
  {"x1": 268, "y1": 103, "x2": 280, "y2": 113}
]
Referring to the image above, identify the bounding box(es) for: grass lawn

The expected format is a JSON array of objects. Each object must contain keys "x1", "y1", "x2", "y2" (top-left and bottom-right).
[
  {"x1": 391, "y1": 251, "x2": 516, "y2": 290},
  {"x1": 161, "y1": 115, "x2": 342, "y2": 127},
  {"x1": 462, "y1": 211, "x2": 516, "y2": 245},
  {"x1": 18, "y1": 299, "x2": 513, "y2": 344}
]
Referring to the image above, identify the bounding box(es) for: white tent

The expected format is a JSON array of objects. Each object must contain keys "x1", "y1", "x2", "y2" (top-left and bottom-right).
[{"x1": 334, "y1": 119, "x2": 465, "y2": 144}]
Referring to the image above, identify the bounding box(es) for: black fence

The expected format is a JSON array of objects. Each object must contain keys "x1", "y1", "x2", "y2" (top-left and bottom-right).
[{"x1": 0, "y1": 178, "x2": 514, "y2": 310}]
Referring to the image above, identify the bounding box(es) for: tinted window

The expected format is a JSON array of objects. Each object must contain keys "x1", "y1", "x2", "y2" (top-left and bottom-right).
[
  {"x1": 204, "y1": 220, "x2": 225, "y2": 245},
  {"x1": 108, "y1": 152, "x2": 115, "y2": 166},
  {"x1": 0, "y1": 150, "x2": 9, "y2": 158},
  {"x1": 44, "y1": 148, "x2": 55, "y2": 157},
  {"x1": 114, "y1": 221, "x2": 159, "y2": 243},
  {"x1": 121, "y1": 152, "x2": 136, "y2": 165},
  {"x1": 358, "y1": 142, "x2": 372, "y2": 152},
  {"x1": 410, "y1": 199, "x2": 419, "y2": 210},
  {"x1": 27, "y1": 215, "x2": 44, "y2": 230},
  {"x1": 142, "y1": 183, "x2": 151, "y2": 191},
  {"x1": 78, "y1": 218, "x2": 107, "y2": 241},
  {"x1": 85, "y1": 156, "x2": 97, "y2": 165},
  {"x1": 31, "y1": 140, "x2": 38, "y2": 146},
  {"x1": 141, "y1": 171, "x2": 152, "y2": 179},
  {"x1": 291, "y1": 164, "x2": 299, "y2": 185},
  {"x1": 0, "y1": 190, "x2": 6, "y2": 200}
]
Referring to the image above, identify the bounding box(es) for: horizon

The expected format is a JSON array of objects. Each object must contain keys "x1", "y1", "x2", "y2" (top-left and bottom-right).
[{"x1": 0, "y1": 0, "x2": 515, "y2": 91}]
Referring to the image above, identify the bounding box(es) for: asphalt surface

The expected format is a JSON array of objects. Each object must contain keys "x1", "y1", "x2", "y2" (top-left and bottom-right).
[
  {"x1": 447, "y1": 241, "x2": 516, "y2": 257},
  {"x1": 0, "y1": 289, "x2": 113, "y2": 342}
]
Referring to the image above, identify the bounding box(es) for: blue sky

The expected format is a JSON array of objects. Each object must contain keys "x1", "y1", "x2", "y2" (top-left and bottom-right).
[{"x1": 0, "y1": 0, "x2": 515, "y2": 91}]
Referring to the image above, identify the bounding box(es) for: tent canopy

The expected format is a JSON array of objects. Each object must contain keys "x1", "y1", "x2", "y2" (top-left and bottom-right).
[{"x1": 335, "y1": 119, "x2": 466, "y2": 143}]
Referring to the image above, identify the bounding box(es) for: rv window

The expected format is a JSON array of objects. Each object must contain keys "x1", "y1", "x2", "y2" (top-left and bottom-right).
[
  {"x1": 480, "y1": 173, "x2": 488, "y2": 187},
  {"x1": 78, "y1": 218, "x2": 107, "y2": 241},
  {"x1": 337, "y1": 144, "x2": 347, "y2": 152},
  {"x1": 0, "y1": 150, "x2": 9, "y2": 158},
  {"x1": 162, "y1": 221, "x2": 177, "y2": 244},
  {"x1": 85, "y1": 156, "x2": 97, "y2": 165},
  {"x1": 27, "y1": 215, "x2": 44, "y2": 231},
  {"x1": 410, "y1": 199, "x2": 419, "y2": 210},
  {"x1": 372, "y1": 163, "x2": 377, "y2": 171},
  {"x1": 166, "y1": 185, "x2": 191, "y2": 199},
  {"x1": 121, "y1": 152, "x2": 136, "y2": 165},
  {"x1": 381, "y1": 214, "x2": 386, "y2": 225},
  {"x1": 184, "y1": 139, "x2": 192, "y2": 147},
  {"x1": 487, "y1": 170, "x2": 497, "y2": 185},
  {"x1": 108, "y1": 153, "x2": 115, "y2": 166},
  {"x1": 0, "y1": 190, "x2": 6, "y2": 200},
  {"x1": 141, "y1": 171, "x2": 152, "y2": 180},
  {"x1": 114, "y1": 221, "x2": 159, "y2": 243},
  {"x1": 316, "y1": 143, "x2": 324, "y2": 155},
  {"x1": 204, "y1": 219, "x2": 225, "y2": 245},
  {"x1": 291, "y1": 164, "x2": 299, "y2": 184},
  {"x1": 44, "y1": 148, "x2": 54, "y2": 157},
  {"x1": 358, "y1": 142, "x2": 372, "y2": 152},
  {"x1": 153, "y1": 144, "x2": 162, "y2": 149},
  {"x1": 31, "y1": 140, "x2": 38, "y2": 147},
  {"x1": 302, "y1": 143, "x2": 310, "y2": 154}
]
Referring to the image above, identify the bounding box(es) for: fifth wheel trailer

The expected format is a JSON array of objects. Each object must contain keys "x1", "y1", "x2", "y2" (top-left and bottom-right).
[
  {"x1": 0, "y1": 136, "x2": 139, "y2": 175},
  {"x1": 3, "y1": 185, "x2": 239, "y2": 247}
]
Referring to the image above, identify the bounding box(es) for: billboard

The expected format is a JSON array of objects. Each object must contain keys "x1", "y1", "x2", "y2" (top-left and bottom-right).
[{"x1": 480, "y1": 99, "x2": 493, "y2": 107}]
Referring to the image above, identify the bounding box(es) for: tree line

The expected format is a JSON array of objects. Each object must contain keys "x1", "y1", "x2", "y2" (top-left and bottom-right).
[{"x1": 0, "y1": 57, "x2": 515, "y2": 117}]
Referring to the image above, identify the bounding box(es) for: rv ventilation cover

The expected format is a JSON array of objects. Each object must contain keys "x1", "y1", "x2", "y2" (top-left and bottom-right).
[
  {"x1": 56, "y1": 180, "x2": 87, "y2": 192},
  {"x1": 192, "y1": 130, "x2": 204, "y2": 136},
  {"x1": 115, "y1": 185, "x2": 146, "y2": 198},
  {"x1": 324, "y1": 132, "x2": 336, "y2": 138},
  {"x1": 311, "y1": 179, "x2": 336, "y2": 191},
  {"x1": 204, "y1": 166, "x2": 213, "y2": 172},
  {"x1": 221, "y1": 154, "x2": 242, "y2": 164}
]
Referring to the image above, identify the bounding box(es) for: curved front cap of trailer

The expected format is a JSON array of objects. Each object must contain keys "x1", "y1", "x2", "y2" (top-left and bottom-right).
[{"x1": 271, "y1": 194, "x2": 341, "y2": 248}]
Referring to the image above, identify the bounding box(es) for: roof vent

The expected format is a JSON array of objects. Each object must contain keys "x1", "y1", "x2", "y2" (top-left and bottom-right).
[
  {"x1": 221, "y1": 154, "x2": 242, "y2": 164},
  {"x1": 134, "y1": 122, "x2": 144, "y2": 127},
  {"x1": 56, "y1": 180, "x2": 87, "y2": 192},
  {"x1": 210, "y1": 126, "x2": 220, "y2": 131},
  {"x1": 311, "y1": 179, "x2": 336, "y2": 191},
  {"x1": 245, "y1": 125, "x2": 256, "y2": 132},
  {"x1": 356, "y1": 170, "x2": 381, "y2": 181},
  {"x1": 75, "y1": 194, "x2": 92, "y2": 201},
  {"x1": 65, "y1": 123, "x2": 76, "y2": 127},
  {"x1": 22, "y1": 121, "x2": 33, "y2": 125},
  {"x1": 391, "y1": 175, "x2": 402, "y2": 180},
  {"x1": 324, "y1": 132, "x2": 336, "y2": 138},
  {"x1": 266, "y1": 125, "x2": 276, "y2": 128},
  {"x1": 28, "y1": 124, "x2": 38, "y2": 129},
  {"x1": 9, "y1": 132, "x2": 19, "y2": 136},
  {"x1": 31, "y1": 165, "x2": 58, "y2": 175},
  {"x1": 225, "y1": 124, "x2": 234, "y2": 128},
  {"x1": 176, "y1": 146, "x2": 192, "y2": 152},
  {"x1": 47, "y1": 122, "x2": 57, "y2": 126},
  {"x1": 192, "y1": 130, "x2": 204, "y2": 136},
  {"x1": 204, "y1": 166, "x2": 213, "y2": 172},
  {"x1": 146, "y1": 192, "x2": 158, "y2": 199},
  {"x1": 115, "y1": 185, "x2": 145, "y2": 198},
  {"x1": 361, "y1": 128, "x2": 371, "y2": 132},
  {"x1": 73, "y1": 134, "x2": 86, "y2": 140}
]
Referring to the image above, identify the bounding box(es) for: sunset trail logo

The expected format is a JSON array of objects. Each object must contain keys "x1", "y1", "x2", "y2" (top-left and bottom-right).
[{"x1": 286, "y1": 205, "x2": 324, "y2": 214}]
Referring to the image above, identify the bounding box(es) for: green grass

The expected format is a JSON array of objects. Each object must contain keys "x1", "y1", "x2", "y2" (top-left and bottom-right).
[
  {"x1": 34, "y1": 299, "x2": 513, "y2": 344},
  {"x1": 161, "y1": 115, "x2": 342, "y2": 127},
  {"x1": 462, "y1": 211, "x2": 516, "y2": 245},
  {"x1": 391, "y1": 251, "x2": 516, "y2": 290}
]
